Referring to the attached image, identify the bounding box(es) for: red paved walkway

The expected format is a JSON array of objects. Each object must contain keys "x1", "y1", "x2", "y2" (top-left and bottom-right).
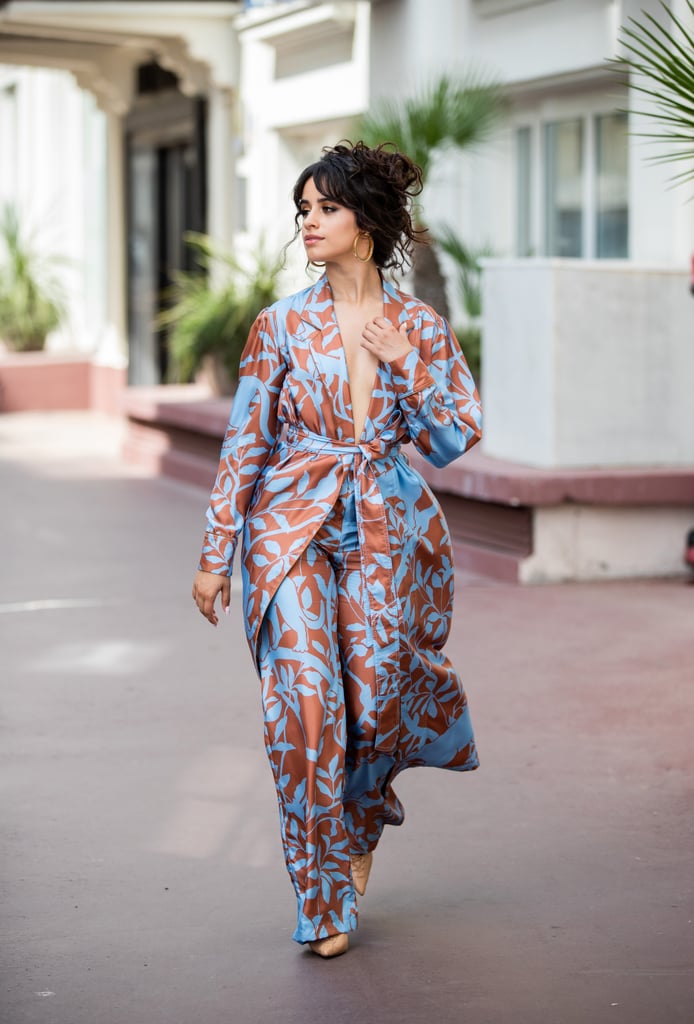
[{"x1": 1, "y1": 412, "x2": 693, "y2": 1024}]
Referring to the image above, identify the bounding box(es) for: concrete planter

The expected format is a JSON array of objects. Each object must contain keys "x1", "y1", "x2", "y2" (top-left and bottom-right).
[{"x1": 481, "y1": 260, "x2": 694, "y2": 469}]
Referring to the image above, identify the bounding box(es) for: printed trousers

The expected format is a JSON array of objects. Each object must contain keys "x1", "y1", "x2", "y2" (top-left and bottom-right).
[{"x1": 257, "y1": 479, "x2": 405, "y2": 944}]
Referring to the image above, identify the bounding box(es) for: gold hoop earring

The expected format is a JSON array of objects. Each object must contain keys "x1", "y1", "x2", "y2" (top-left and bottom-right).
[{"x1": 353, "y1": 232, "x2": 374, "y2": 263}]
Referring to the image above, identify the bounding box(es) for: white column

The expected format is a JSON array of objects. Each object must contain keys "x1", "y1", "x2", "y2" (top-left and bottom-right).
[
  {"x1": 102, "y1": 110, "x2": 128, "y2": 366},
  {"x1": 206, "y1": 85, "x2": 236, "y2": 251}
]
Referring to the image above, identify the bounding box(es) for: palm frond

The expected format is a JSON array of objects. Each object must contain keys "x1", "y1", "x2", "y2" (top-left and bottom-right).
[
  {"x1": 612, "y1": 0, "x2": 694, "y2": 187},
  {"x1": 621, "y1": 14, "x2": 694, "y2": 83},
  {"x1": 158, "y1": 233, "x2": 282, "y2": 384},
  {"x1": 434, "y1": 224, "x2": 493, "y2": 320},
  {"x1": 358, "y1": 72, "x2": 505, "y2": 185}
]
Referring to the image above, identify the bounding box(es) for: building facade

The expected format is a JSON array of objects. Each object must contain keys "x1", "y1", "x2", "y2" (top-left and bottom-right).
[{"x1": 0, "y1": 0, "x2": 692, "y2": 577}]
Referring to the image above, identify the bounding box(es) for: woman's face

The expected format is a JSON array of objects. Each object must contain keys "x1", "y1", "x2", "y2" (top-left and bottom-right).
[{"x1": 298, "y1": 177, "x2": 360, "y2": 265}]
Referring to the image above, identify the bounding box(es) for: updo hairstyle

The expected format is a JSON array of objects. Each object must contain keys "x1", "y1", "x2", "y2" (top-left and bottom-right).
[{"x1": 292, "y1": 141, "x2": 424, "y2": 272}]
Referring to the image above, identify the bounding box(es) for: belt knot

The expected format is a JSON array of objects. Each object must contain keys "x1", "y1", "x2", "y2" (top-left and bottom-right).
[{"x1": 283, "y1": 426, "x2": 402, "y2": 463}]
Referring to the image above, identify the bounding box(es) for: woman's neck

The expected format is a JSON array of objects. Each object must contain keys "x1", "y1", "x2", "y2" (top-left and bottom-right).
[{"x1": 325, "y1": 260, "x2": 382, "y2": 305}]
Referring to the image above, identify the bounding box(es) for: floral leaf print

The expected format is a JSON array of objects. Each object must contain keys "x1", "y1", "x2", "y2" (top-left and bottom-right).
[{"x1": 201, "y1": 274, "x2": 481, "y2": 944}]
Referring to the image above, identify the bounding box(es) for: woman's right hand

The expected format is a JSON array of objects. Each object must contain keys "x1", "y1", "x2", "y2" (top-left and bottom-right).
[{"x1": 192, "y1": 570, "x2": 231, "y2": 627}]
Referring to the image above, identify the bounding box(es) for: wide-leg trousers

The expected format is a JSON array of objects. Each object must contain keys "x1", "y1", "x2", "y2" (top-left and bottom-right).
[{"x1": 257, "y1": 479, "x2": 405, "y2": 944}]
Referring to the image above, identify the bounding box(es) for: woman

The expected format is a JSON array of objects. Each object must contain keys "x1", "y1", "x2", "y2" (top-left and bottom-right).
[{"x1": 192, "y1": 142, "x2": 482, "y2": 958}]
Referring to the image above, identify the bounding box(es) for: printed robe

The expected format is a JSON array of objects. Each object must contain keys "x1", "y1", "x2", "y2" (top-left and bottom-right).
[{"x1": 199, "y1": 273, "x2": 483, "y2": 941}]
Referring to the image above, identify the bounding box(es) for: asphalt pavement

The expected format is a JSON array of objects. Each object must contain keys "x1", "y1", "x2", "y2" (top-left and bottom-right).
[{"x1": 1, "y1": 410, "x2": 693, "y2": 1024}]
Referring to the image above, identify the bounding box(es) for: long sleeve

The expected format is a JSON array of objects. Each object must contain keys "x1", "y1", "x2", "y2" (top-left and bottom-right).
[
  {"x1": 382, "y1": 312, "x2": 482, "y2": 468},
  {"x1": 198, "y1": 310, "x2": 287, "y2": 575}
]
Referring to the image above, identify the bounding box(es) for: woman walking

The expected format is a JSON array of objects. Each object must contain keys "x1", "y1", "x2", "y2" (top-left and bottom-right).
[{"x1": 192, "y1": 142, "x2": 482, "y2": 958}]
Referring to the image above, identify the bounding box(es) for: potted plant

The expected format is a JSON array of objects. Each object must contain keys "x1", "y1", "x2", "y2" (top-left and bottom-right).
[
  {"x1": 159, "y1": 233, "x2": 282, "y2": 394},
  {"x1": 0, "y1": 204, "x2": 67, "y2": 352}
]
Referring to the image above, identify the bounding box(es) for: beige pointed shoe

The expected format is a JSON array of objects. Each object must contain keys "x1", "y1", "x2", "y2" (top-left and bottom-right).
[
  {"x1": 308, "y1": 933, "x2": 349, "y2": 958},
  {"x1": 350, "y1": 851, "x2": 373, "y2": 896}
]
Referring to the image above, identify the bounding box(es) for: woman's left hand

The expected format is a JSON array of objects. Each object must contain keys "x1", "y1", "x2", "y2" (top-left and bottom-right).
[{"x1": 361, "y1": 317, "x2": 414, "y2": 363}]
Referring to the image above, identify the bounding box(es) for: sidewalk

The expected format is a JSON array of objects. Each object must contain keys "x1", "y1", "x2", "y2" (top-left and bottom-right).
[{"x1": 1, "y1": 411, "x2": 693, "y2": 1024}]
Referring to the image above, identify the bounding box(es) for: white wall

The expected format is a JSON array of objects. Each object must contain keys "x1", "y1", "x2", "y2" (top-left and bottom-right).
[
  {"x1": 370, "y1": 0, "x2": 465, "y2": 98},
  {"x1": 236, "y1": 1, "x2": 371, "y2": 294},
  {"x1": 462, "y1": 0, "x2": 615, "y2": 83},
  {"x1": 371, "y1": 0, "x2": 615, "y2": 92}
]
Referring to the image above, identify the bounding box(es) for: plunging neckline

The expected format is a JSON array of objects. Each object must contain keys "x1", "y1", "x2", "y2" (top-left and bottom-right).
[{"x1": 327, "y1": 281, "x2": 384, "y2": 443}]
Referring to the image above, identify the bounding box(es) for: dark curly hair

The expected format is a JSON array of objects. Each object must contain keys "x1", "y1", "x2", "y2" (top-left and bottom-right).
[{"x1": 292, "y1": 141, "x2": 424, "y2": 272}]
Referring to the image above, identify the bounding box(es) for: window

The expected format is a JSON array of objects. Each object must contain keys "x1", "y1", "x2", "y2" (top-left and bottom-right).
[
  {"x1": 595, "y1": 112, "x2": 629, "y2": 259},
  {"x1": 544, "y1": 119, "x2": 584, "y2": 258},
  {"x1": 515, "y1": 108, "x2": 629, "y2": 260}
]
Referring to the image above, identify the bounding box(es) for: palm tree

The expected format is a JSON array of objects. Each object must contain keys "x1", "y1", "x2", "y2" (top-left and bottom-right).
[
  {"x1": 612, "y1": 0, "x2": 694, "y2": 188},
  {"x1": 358, "y1": 73, "x2": 504, "y2": 317}
]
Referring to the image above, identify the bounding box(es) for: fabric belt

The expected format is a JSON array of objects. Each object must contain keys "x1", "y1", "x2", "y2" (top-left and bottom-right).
[{"x1": 283, "y1": 425, "x2": 405, "y2": 755}]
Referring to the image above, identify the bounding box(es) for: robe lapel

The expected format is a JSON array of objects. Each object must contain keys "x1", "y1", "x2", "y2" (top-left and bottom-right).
[
  {"x1": 297, "y1": 275, "x2": 338, "y2": 344},
  {"x1": 364, "y1": 278, "x2": 413, "y2": 439},
  {"x1": 295, "y1": 274, "x2": 415, "y2": 441},
  {"x1": 296, "y1": 275, "x2": 353, "y2": 436},
  {"x1": 382, "y1": 277, "x2": 409, "y2": 325}
]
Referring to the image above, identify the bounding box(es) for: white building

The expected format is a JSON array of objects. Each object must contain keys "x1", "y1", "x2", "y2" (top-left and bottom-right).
[
  {"x1": 0, "y1": 0, "x2": 242, "y2": 384},
  {"x1": 0, "y1": 0, "x2": 692, "y2": 579}
]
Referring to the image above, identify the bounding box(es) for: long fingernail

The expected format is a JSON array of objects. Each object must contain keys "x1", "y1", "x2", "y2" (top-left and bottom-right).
[{"x1": 224, "y1": 606, "x2": 230, "y2": 616}]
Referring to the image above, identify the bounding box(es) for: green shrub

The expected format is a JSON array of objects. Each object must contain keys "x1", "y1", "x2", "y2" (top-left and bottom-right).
[
  {"x1": 454, "y1": 324, "x2": 481, "y2": 382},
  {"x1": 0, "y1": 204, "x2": 66, "y2": 352},
  {"x1": 159, "y1": 234, "x2": 282, "y2": 384}
]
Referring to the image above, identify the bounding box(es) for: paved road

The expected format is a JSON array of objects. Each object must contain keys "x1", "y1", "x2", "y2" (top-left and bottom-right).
[{"x1": 1, "y1": 411, "x2": 693, "y2": 1024}]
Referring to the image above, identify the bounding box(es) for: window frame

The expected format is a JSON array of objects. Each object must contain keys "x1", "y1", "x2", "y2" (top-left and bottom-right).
[{"x1": 513, "y1": 90, "x2": 629, "y2": 260}]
